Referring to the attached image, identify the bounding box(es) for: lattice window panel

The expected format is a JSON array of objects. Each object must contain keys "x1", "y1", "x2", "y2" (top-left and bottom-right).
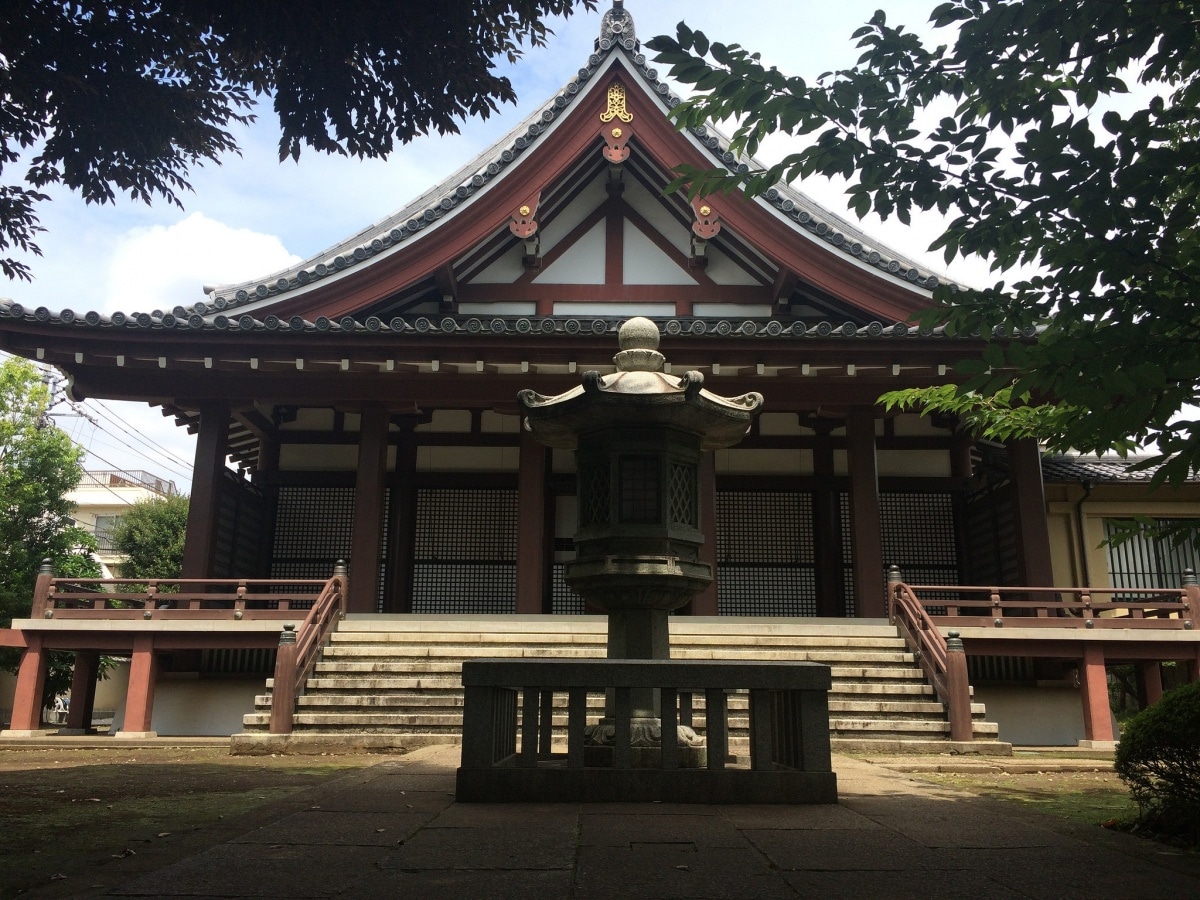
[
  {"x1": 880, "y1": 492, "x2": 960, "y2": 610},
  {"x1": 881, "y1": 491, "x2": 959, "y2": 591},
  {"x1": 272, "y1": 486, "x2": 355, "y2": 559},
  {"x1": 580, "y1": 464, "x2": 609, "y2": 527},
  {"x1": 716, "y1": 492, "x2": 813, "y2": 564},
  {"x1": 411, "y1": 563, "x2": 515, "y2": 613},
  {"x1": 411, "y1": 488, "x2": 516, "y2": 614},
  {"x1": 270, "y1": 486, "x2": 356, "y2": 609},
  {"x1": 717, "y1": 567, "x2": 817, "y2": 617},
  {"x1": 551, "y1": 564, "x2": 586, "y2": 615},
  {"x1": 269, "y1": 486, "x2": 390, "y2": 612},
  {"x1": 669, "y1": 463, "x2": 696, "y2": 527},
  {"x1": 715, "y1": 492, "x2": 817, "y2": 616}
]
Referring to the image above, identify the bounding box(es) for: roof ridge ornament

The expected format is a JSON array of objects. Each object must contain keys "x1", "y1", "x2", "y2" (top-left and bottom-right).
[{"x1": 598, "y1": 1, "x2": 637, "y2": 49}]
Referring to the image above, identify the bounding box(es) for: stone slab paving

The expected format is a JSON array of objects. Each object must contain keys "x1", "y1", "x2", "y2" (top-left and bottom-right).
[{"x1": 81, "y1": 745, "x2": 1200, "y2": 900}]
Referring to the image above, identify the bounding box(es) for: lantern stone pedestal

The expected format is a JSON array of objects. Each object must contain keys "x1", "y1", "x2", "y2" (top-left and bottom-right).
[{"x1": 519, "y1": 317, "x2": 762, "y2": 768}]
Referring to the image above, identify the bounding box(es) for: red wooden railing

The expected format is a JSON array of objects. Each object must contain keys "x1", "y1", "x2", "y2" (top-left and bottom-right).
[
  {"x1": 34, "y1": 572, "x2": 333, "y2": 620},
  {"x1": 27, "y1": 558, "x2": 348, "y2": 735},
  {"x1": 887, "y1": 566, "x2": 1200, "y2": 742},
  {"x1": 894, "y1": 579, "x2": 1199, "y2": 630},
  {"x1": 269, "y1": 562, "x2": 348, "y2": 734},
  {"x1": 886, "y1": 567, "x2": 973, "y2": 741}
]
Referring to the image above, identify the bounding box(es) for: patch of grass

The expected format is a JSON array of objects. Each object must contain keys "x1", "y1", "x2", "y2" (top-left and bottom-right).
[
  {"x1": 0, "y1": 748, "x2": 384, "y2": 899},
  {"x1": 912, "y1": 770, "x2": 1138, "y2": 828}
]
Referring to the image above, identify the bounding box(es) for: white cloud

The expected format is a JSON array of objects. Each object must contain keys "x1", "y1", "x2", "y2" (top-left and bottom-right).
[{"x1": 103, "y1": 212, "x2": 301, "y2": 314}]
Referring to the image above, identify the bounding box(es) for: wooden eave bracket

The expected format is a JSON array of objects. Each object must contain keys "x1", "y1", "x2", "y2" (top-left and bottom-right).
[
  {"x1": 435, "y1": 264, "x2": 459, "y2": 312},
  {"x1": 689, "y1": 198, "x2": 722, "y2": 268},
  {"x1": 509, "y1": 192, "x2": 542, "y2": 268},
  {"x1": 233, "y1": 407, "x2": 277, "y2": 442}
]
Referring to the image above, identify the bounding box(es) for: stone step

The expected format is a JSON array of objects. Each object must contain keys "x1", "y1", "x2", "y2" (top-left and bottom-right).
[
  {"x1": 828, "y1": 683, "x2": 935, "y2": 696},
  {"x1": 319, "y1": 643, "x2": 907, "y2": 662},
  {"x1": 242, "y1": 617, "x2": 1005, "y2": 752},
  {"x1": 830, "y1": 718, "x2": 999, "y2": 735},
  {"x1": 255, "y1": 699, "x2": 981, "y2": 729},
  {"x1": 242, "y1": 710, "x2": 967, "y2": 731},
  {"x1": 312, "y1": 650, "x2": 917, "y2": 672},
  {"x1": 328, "y1": 632, "x2": 908, "y2": 650},
  {"x1": 338, "y1": 615, "x2": 901, "y2": 639}
]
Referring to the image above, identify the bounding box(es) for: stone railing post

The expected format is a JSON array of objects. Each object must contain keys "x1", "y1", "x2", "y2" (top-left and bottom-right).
[
  {"x1": 31, "y1": 559, "x2": 54, "y2": 619},
  {"x1": 945, "y1": 630, "x2": 974, "y2": 742},
  {"x1": 886, "y1": 565, "x2": 902, "y2": 624},
  {"x1": 269, "y1": 623, "x2": 298, "y2": 735}
]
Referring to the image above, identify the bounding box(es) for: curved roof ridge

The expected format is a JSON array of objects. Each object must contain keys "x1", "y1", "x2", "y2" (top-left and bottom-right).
[{"x1": 194, "y1": 2, "x2": 963, "y2": 317}]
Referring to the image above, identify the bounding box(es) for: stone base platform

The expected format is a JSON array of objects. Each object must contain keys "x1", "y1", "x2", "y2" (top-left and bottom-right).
[{"x1": 455, "y1": 763, "x2": 838, "y2": 805}]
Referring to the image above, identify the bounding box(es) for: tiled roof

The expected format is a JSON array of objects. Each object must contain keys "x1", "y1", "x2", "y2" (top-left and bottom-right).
[
  {"x1": 185, "y1": 3, "x2": 960, "y2": 316},
  {"x1": 1040, "y1": 454, "x2": 1197, "y2": 484},
  {"x1": 0, "y1": 300, "x2": 984, "y2": 339}
]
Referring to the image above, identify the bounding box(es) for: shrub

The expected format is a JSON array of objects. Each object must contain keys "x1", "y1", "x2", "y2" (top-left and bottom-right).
[{"x1": 1115, "y1": 681, "x2": 1200, "y2": 843}]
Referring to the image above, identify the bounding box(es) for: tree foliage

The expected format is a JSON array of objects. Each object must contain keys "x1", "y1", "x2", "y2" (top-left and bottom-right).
[
  {"x1": 0, "y1": 0, "x2": 595, "y2": 280},
  {"x1": 0, "y1": 356, "x2": 98, "y2": 627},
  {"x1": 110, "y1": 494, "x2": 189, "y2": 581},
  {"x1": 0, "y1": 357, "x2": 99, "y2": 709},
  {"x1": 648, "y1": 1, "x2": 1200, "y2": 483}
]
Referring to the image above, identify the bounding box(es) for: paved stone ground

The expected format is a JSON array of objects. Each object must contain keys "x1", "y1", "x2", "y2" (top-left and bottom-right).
[{"x1": 24, "y1": 745, "x2": 1200, "y2": 899}]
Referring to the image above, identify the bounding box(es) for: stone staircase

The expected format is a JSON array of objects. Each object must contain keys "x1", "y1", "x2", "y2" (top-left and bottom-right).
[{"x1": 240, "y1": 615, "x2": 1008, "y2": 753}]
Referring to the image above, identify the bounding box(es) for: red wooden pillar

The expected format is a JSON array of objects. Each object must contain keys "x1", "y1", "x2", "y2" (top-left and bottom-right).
[
  {"x1": 385, "y1": 417, "x2": 419, "y2": 614},
  {"x1": 690, "y1": 452, "x2": 719, "y2": 616},
  {"x1": 516, "y1": 431, "x2": 549, "y2": 614},
  {"x1": 1007, "y1": 437, "x2": 1055, "y2": 587},
  {"x1": 120, "y1": 635, "x2": 159, "y2": 737},
  {"x1": 1188, "y1": 645, "x2": 1200, "y2": 684},
  {"x1": 813, "y1": 424, "x2": 846, "y2": 617},
  {"x1": 61, "y1": 651, "x2": 101, "y2": 734},
  {"x1": 2, "y1": 634, "x2": 48, "y2": 734},
  {"x1": 182, "y1": 404, "x2": 230, "y2": 578},
  {"x1": 347, "y1": 406, "x2": 390, "y2": 615},
  {"x1": 1137, "y1": 661, "x2": 1164, "y2": 708},
  {"x1": 1078, "y1": 643, "x2": 1115, "y2": 745},
  {"x1": 847, "y1": 409, "x2": 886, "y2": 618}
]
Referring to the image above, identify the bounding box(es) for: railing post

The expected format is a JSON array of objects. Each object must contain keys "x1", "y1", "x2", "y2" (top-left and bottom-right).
[
  {"x1": 886, "y1": 565, "x2": 902, "y2": 624},
  {"x1": 31, "y1": 559, "x2": 54, "y2": 619},
  {"x1": 944, "y1": 630, "x2": 974, "y2": 742},
  {"x1": 269, "y1": 623, "x2": 298, "y2": 735},
  {"x1": 1182, "y1": 569, "x2": 1199, "y2": 630},
  {"x1": 333, "y1": 560, "x2": 348, "y2": 617}
]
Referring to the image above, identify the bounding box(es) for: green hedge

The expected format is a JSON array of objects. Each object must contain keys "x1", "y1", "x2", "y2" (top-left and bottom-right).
[{"x1": 1115, "y1": 681, "x2": 1200, "y2": 841}]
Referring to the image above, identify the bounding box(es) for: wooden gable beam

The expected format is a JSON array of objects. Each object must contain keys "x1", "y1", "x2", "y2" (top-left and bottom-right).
[{"x1": 772, "y1": 268, "x2": 799, "y2": 305}]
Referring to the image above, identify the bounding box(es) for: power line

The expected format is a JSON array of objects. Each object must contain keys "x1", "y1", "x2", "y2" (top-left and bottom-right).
[
  {"x1": 51, "y1": 409, "x2": 192, "y2": 485},
  {"x1": 89, "y1": 399, "x2": 195, "y2": 473}
]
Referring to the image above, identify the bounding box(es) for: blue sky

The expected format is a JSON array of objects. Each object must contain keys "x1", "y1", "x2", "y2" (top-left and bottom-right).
[{"x1": 5, "y1": 1, "x2": 955, "y2": 489}]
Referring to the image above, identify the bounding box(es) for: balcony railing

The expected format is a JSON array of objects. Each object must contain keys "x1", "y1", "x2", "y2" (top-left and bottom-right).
[
  {"x1": 887, "y1": 566, "x2": 1200, "y2": 742},
  {"x1": 27, "y1": 560, "x2": 347, "y2": 735}
]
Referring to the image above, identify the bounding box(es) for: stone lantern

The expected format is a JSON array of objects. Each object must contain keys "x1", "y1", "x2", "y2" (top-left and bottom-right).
[{"x1": 518, "y1": 317, "x2": 762, "y2": 761}]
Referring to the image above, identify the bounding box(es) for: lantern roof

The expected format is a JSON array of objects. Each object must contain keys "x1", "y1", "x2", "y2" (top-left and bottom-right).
[{"x1": 519, "y1": 317, "x2": 762, "y2": 449}]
